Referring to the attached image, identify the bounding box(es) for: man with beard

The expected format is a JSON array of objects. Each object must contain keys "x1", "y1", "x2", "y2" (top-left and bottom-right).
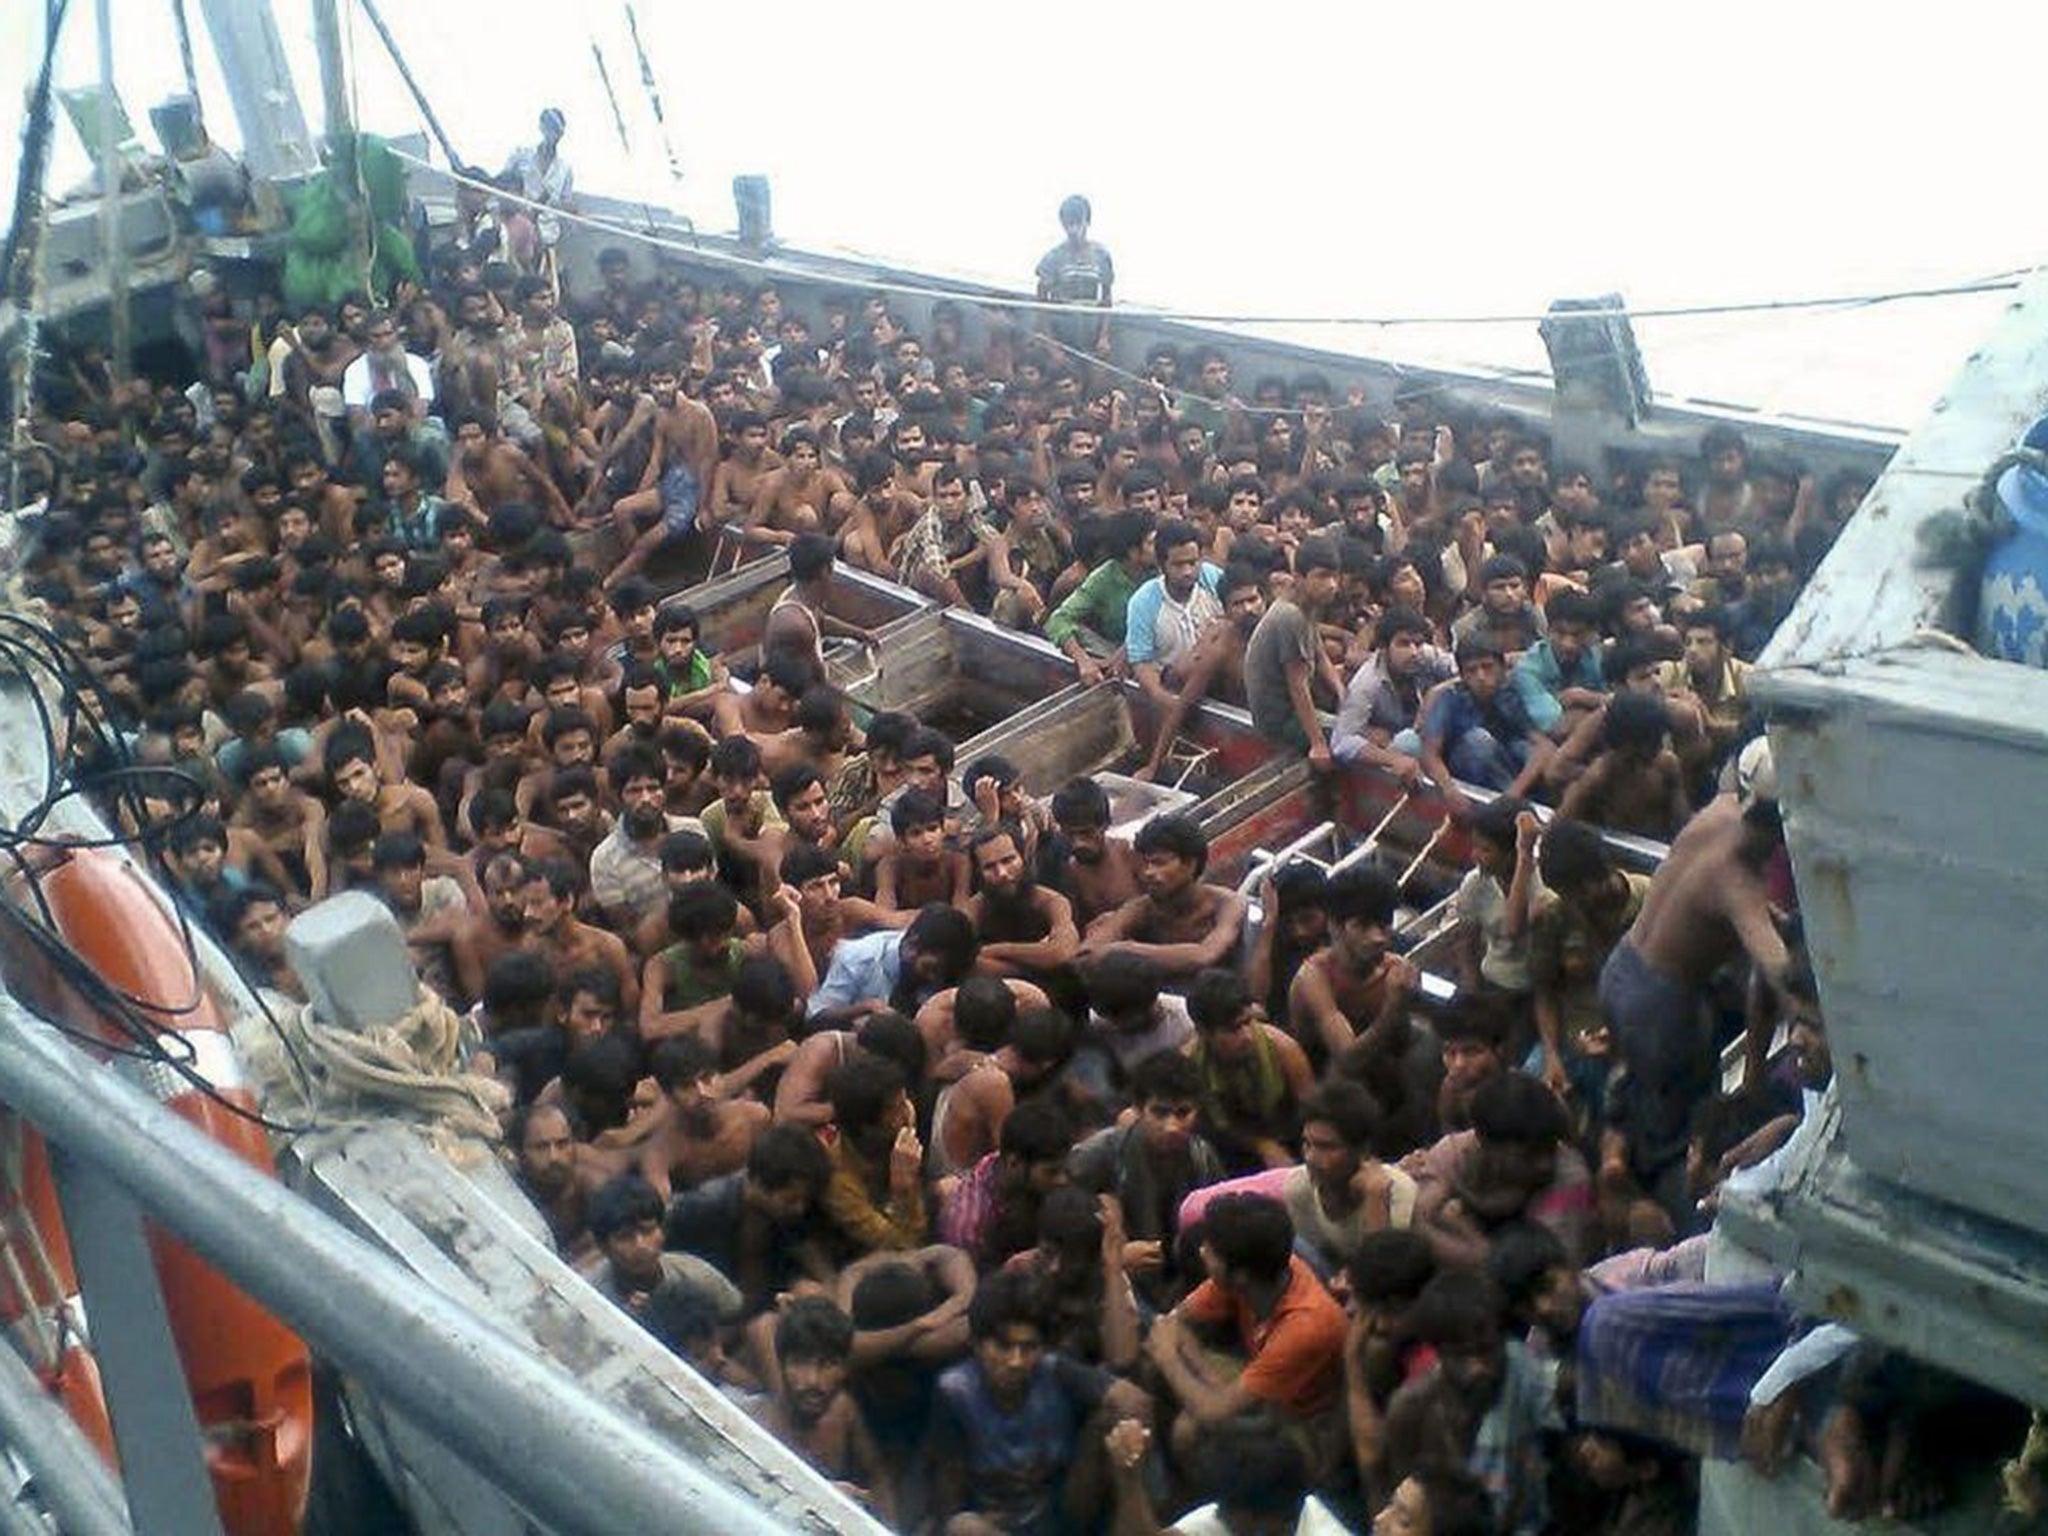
[
  {"x1": 603, "y1": 665, "x2": 667, "y2": 760},
  {"x1": 965, "y1": 827, "x2": 1078, "y2": 991},
  {"x1": 520, "y1": 857, "x2": 639, "y2": 1013},
  {"x1": 604, "y1": 348, "x2": 719, "y2": 591},
  {"x1": 1043, "y1": 777, "x2": 1138, "y2": 930},
  {"x1": 755, "y1": 1299, "x2": 896, "y2": 1525},
  {"x1": 638, "y1": 1034, "x2": 770, "y2": 1198},
  {"x1": 509, "y1": 1101, "x2": 595, "y2": 1263},
  {"x1": 1289, "y1": 864, "x2": 1421, "y2": 1071},
  {"x1": 588, "y1": 743, "x2": 699, "y2": 934},
  {"x1": 1382, "y1": 1268, "x2": 1562, "y2": 1534},
  {"x1": 445, "y1": 413, "x2": 573, "y2": 526},
  {"x1": 454, "y1": 849, "x2": 534, "y2": 1004},
  {"x1": 1133, "y1": 562, "x2": 1267, "y2": 781},
  {"x1": 278, "y1": 303, "x2": 358, "y2": 431},
  {"x1": 342, "y1": 310, "x2": 433, "y2": 429},
  {"x1": 1079, "y1": 814, "x2": 1245, "y2": 985}
]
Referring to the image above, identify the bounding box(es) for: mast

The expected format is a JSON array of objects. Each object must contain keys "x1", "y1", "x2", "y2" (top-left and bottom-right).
[
  {"x1": 4, "y1": 1, "x2": 69, "y2": 513},
  {"x1": 92, "y1": 0, "x2": 128, "y2": 381},
  {"x1": 309, "y1": 0, "x2": 354, "y2": 144}
]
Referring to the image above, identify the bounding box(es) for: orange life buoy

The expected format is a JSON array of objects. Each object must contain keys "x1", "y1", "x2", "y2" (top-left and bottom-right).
[{"x1": 34, "y1": 847, "x2": 313, "y2": 1536}]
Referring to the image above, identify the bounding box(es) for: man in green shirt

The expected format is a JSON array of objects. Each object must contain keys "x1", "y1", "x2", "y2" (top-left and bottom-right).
[{"x1": 1044, "y1": 511, "x2": 1153, "y2": 685}]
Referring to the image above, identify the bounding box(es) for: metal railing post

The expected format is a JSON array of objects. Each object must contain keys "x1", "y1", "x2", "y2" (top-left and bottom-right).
[
  {"x1": 0, "y1": 992, "x2": 792, "y2": 1536},
  {"x1": 0, "y1": 1336, "x2": 133, "y2": 1536},
  {"x1": 48, "y1": 1150, "x2": 225, "y2": 1536}
]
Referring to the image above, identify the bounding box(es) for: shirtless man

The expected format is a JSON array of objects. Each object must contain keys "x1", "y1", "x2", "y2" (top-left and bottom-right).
[
  {"x1": 709, "y1": 653, "x2": 808, "y2": 744},
  {"x1": 520, "y1": 858, "x2": 640, "y2": 1013},
  {"x1": 230, "y1": 743, "x2": 324, "y2": 898},
  {"x1": 445, "y1": 413, "x2": 573, "y2": 526},
  {"x1": 1078, "y1": 814, "x2": 1245, "y2": 984},
  {"x1": 453, "y1": 850, "x2": 534, "y2": 1006},
  {"x1": 763, "y1": 533, "x2": 876, "y2": 682},
  {"x1": 966, "y1": 827, "x2": 1080, "y2": 984},
  {"x1": 1555, "y1": 691, "x2": 1690, "y2": 841},
  {"x1": 1597, "y1": 749, "x2": 1791, "y2": 1207},
  {"x1": 873, "y1": 790, "x2": 970, "y2": 914},
  {"x1": 1288, "y1": 864, "x2": 1421, "y2": 1068},
  {"x1": 838, "y1": 453, "x2": 919, "y2": 578},
  {"x1": 605, "y1": 348, "x2": 720, "y2": 591},
  {"x1": 755, "y1": 1298, "x2": 896, "y2": 1526},
  {"x1": 743, "y1": 428, "x2": 851, "y2": 551},
  {"x1": 638, "y1": 1035, "x2": 770, "y2": 1198},
  {"x1": 705, "y1": 410, "x2": 782, "y2": 533},
  {"x1": 1045, "y1": 777, "x2": 1140, "y2": 930},
  {"x1": 323, "y1": 726, "x2": 444, "y2": 873}
]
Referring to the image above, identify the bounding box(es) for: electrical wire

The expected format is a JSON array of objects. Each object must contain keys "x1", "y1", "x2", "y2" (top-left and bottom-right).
[{"x1": 0, "y1": 608, "x2": 315, "y2": 1134}]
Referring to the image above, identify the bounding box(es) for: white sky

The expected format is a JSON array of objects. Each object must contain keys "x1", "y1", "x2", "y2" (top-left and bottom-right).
[{"x1": 8, "y1": 0, "x2": 2045, "y2": 429}]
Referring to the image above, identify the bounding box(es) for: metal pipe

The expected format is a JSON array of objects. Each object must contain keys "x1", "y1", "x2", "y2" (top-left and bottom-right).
[
  {"x1": 350, "y1": 0, "x2": 462, "y2": 168},
  {"x1": 0, "y1": 994, "x2": 789, "y2": 1536},
  {"x1": 308, "y1": 0, "x2": 353, "y2": 145},
  {"x1": 1396, "y1": 817, "x2": 1452, "y2": 890},
  {"x1": 1328, "y1": 793, "x2": 1412, "y2": 876},
  {"x1": 92, "y1": 0, "x2": 128, "y2": 380},
  {"x1": 0, "y1": 1333, "x2": 132, "y2": 1536},
  {"x1": 1234, "y1": 821, "x2": 1336, "y2": 897}
]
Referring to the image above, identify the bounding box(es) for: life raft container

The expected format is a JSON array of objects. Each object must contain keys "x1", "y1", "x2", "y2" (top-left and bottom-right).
[{"x1": 23, "y1": 845, "x2": 314, "y2": 1535}]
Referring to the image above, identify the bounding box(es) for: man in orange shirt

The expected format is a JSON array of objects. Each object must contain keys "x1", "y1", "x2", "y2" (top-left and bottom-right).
[{"x1": 1144, "y1": 1193, "x2": 1348, "y2": 1483}]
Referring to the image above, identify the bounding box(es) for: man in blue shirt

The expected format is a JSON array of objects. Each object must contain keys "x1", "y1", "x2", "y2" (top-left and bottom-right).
[
  {"x1": 1510, "y1": 588, "x2": 1606, "y2": 736},
  {"x1": 1420, "y1": 638, "x2": 1554, "y2": 816},
  {"x1": 1125, "y1": 519, "x2": 1223, "y2": 712},
  {"x1": 807, "y1": 904, "x2": 979, "y2": 1022}
]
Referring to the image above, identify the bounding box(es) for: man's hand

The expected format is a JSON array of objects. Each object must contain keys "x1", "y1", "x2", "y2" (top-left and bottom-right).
[
  {"x1": 888, "y1": 1126, "x2": 923, "y2": 1196},
  {"x1": 1098, "y1": 1194, "x2": 1128, "y2": 1263},
  {"x1": 1385, "y1": 955, "x2": 1420, "y2": 1000},
  {"x1": 1104, "y1": 1417, "x2": 1149, "y2": 1474},
  {"x1": 1515, "y1": 809, "x2": 1543, "y2": 857},
  {"x1": 1121, "y1": 1238, "x2": 1163, "y2": 1275},
  {"x1": 1075, "y1": 654, "x2": 1105, "y2": 686},
  {"x1": 1540, "y1": 1049, "x2": 1570, "y2": 1097},
  {"x1": 1308, "y1": 741, "x2": 1335, "y2": 774},
  {"x1": 772, "y1": 883, "x2": 803, "y2": 926}
]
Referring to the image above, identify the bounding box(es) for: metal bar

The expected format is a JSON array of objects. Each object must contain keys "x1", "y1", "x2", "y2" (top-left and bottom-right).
[
  {"x1": 1396, "y1": 817, "x2": 1452, "y2": 890},
  {"x1": 0, "y1": 1333, "x2": 132, "y2": 1536},
  {"x1": 1234, "y1": 821, "x2": 1336, "y2": 896},
  {"x1": 0, "y1": 994, "x2": 788, "y2": 1536},
  {"x1": 48, "y1": 1152, "x2": 223, "y2": 1536},
  {"x1": 350, "y1": 0, "x2": 462, "y2": 168},
  {"x1": 91, "y1": 0, "x2": 128, "y2": 380},
  {"x1": 308, "y1": 0, "x2": 353, "y2": 144},
  {"x1": 1327, "y1": 793, "x2": 1412, "y2": 877}
]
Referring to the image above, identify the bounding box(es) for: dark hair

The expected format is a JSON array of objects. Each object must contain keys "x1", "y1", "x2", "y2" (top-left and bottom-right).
[
  {"x1": 889, "y1": 786, "x2": 946, "y2": 838},
  {"x1": 825, "y1": 1052, "x2": 907, "y2": 1134},
  {"x1": 660, "y1": 828, "x2": 714, "y2": 874},
  {"x1": 1050, "y1": 776, "x2": 1110, "y2": 830},
  {"x1": 1200, "y1": 1194, "x2": 1295, "y2": 1284},
  {"x1": 371, "y1": 831, "x2": 425, "y2": 871},
  {"x1": 709, "y1": 735, "x2": 761, "y2": 781},
  {"x1": 1346, "y1": 1229, "x2": 1438, "y2": 1307},
  {"x1": 1410, "y1": 1465, "x2": 1496, "y2": 1536},
  {"x1": 1128, "y1": 1049, "x2": 1202, "y2": 1106},
  {"x1": 903, "y1": 904, "x2": 978, "y2": 986},
  {"x1": 648, "y1": 1034, "x2": 717, "y2": 1093},
  {"x1": 1470, "y1": 796, "x2": 1529, "y2": 851},
  {"x1": 1487, "y1": 1221, "x2": 1570, "y2": 1323},
  {"x1": 954, "y1": 976, "x2": 1017, "y2": 1053},
  {"x1": 1296, "y1": 535, "x2": 1342, "y2": 576},
  {"x1": 1469, "y1": 1072, "x2": 1569, "y2": 1149},
  {"x1": 607, "y1": 742, "x2": 664, "y2": 794},
  {"x1": 967, "y1": 1266, "x2": 1049, "y2": 1341},
  {"x1": 1406, "y1": 1269, "x2": 1505, "y2": 1352},
  {"x1": 1132, "y1": 812, "x2": 1207, "y2": 875},
  {"x1": 1547, "y1": 589, "x2": 1600, "y2": 629},
  {"x1": 1603, "y1": 689, "x2": 1670, "y2": 754},
  {"x1": 1323, "y1": 864, "x2": 1398, "y2": 927},
  {"x1": 666, "y1": 881, "x2": 739, "y2": 943},
  {"x1": 1538, "y1": 819, "x2": 1612, "y2": 892},
  {"x1": 482, "y1": 950, "x2": 554, "y2": 1022},
  {"x1": 1083, "y1": 950, "x2": 1161, "y2": 1016},
  {"x1": 775, "y1": 1295, "x2": 855, "y2": 1366},
  {"x1": 1299, "y1": 1078, "x2": 1380, "y2": 1150},
  {"x1": 587, "y1": 1174, "x2": 664, "y2": 1243},
  {"x1": 854, "y1": 1011, "x2": 928, "y2": 1083},
  {"x1": 1377, "y1": 607, "x2": 1433, "y2": 646},
  {"x1": 787, "y1": 532, "x2": 835, "y2": 583},
  {"x1": 999, "y1": 1096, "x2": 1075, "y2": 1166},
  {"x1": 746, "y1": 1123, "x2": 831, "y2": 1198},
  {"x1": 1187, "y1": 968, "x2": 1251, "y2": 1033},
  {"x1": 899, "y1": 727, "x2": 954, "y2": 773}
]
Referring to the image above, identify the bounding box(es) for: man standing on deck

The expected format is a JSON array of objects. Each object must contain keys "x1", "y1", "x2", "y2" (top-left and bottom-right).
[
  {"x1": 1597, "y1": 743, "x2": 1793, "y2": 1220},
  {"x1": 1035, "y1": 194, "x2": 1114, "y2": 358}
]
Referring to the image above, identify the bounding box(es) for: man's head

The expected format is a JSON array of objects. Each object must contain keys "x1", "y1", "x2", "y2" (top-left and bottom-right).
[
  {"x1": 1057, "y1": 193, "x2": 1091, "y2": 240},
  {"x1": 1438, "y1": 999, "x2": 1508, "y2": 1108},
  {"x1": 1682, "y1": 607, "x2": 1732, "y2": 681},
  {"x1": 1454, "y1": 637, "x2": 1506, "y2": 703},
  {"x1": 588, "y1": 1175, "x2": 666, "y2": 1289},
  {"x1": 898, "y1": 728, "x2": 954, "y2": 799},
  {"x1": 1197, "y1": 1193, "x2": 1295, "y2": 1294},
  {"x1": 1376, "y1": 608, "x2": 1433, "y2": 677},
  {"x1": 510, "y1": 1101, "x2": 579, "y2": 1197},
  {"x1": 1545, "y1": 589, "x2": 1599, "y2": 670},
  {"x1": 901, "y1": 903, "x2": 979, "y2": 991},
  {"x1": 371, "y1": 831, "x2": 427, "y2": 913},
  {"x1": 743, "y1": 1123, "x2": 831, "y2": 1226},
  {"x1": 665, "y1": 881, "x2": 740, "y2": 963},
  {"x1": 1128, "y1": 1049, "x2": 1203, "y2": 1156},
  {"x1": 1405, "y1": 1269, "x2": 1507, "y2": 1407},
  {"x1": 969, "y1": 1268, "x2": 1051, "y2": 1403},
  {"x1": 520, "y1": 859, "x2": 579, "y2": 935},
  {"x1": 824, "y1": 1052, "x2": 912, "y2": 1144},
  {"x1": 1132, "y1": 813, "x2": 1207, "y2": 901},
  {"x1": 558, "y1": 967, "x2": 621, "y2": 1043},
  {"x1": 1468, "y1": 1072, "x2": 1568, "y2": 1203},
  {"x1": 998, "y1": 1096, "x2": 1074, "y2": 1197},
  {"x1": 969, "y1": 826, "x2": 1031, "y2": 902},
  {"x1": 1469, "y1": 796, "x2": 1529, "y2": 882},
  {"x1": 1295, "y1": 536, "x2": 1343, "y2": 612},
  {"x1": 774, "y1": 1297, "x2": 855, "y2": 1427},
  {"x1": 1298, "y1": 1079, "x2": 1381, "y2": 1195},
  {"x1": 1187, "y1": 968, "x2": 1258, "y2": 1063},
  {"x1": 889, "y1": 787, "x2": 947, "y2": 864},
  {"x1": 1602, "y1": 690, "x2": 1670, "y2": 766},
  {"x1": 1537, "y1": 820, "x2": 1626, "y2": 919},
  {"x1": 1051, "y1": 776, "x2": 1112, "y2": 864},
  {"x1": 1323, "y1": 865, "x2": 1399, "y2": 972},
  {"x1": 1155, "y1": 519, "x2": 1204, "y2": 603}
]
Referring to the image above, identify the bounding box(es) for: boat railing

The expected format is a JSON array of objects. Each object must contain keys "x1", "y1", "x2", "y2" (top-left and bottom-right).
[{"x1": 0, "y1": 979, "x2": 797, "y2": 1536}]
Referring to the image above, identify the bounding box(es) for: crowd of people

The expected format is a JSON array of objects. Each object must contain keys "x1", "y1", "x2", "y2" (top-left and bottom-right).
[{"x1": 13, "y1": 164, "x2": 2001, "y2": 1534}]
